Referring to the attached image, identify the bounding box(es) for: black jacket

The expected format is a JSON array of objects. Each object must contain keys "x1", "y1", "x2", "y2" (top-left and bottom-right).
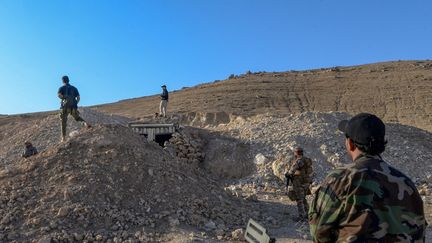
[{"x1": 161, "y1": 89, "x2": 169, "y2": 100}]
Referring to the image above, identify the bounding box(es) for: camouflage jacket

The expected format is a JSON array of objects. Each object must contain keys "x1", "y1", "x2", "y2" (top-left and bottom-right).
[
  {"x1": 288, "y1": 157, "x2": 305, "y2": 175},
  {"x1": 309, "y1": 154, "x2": 426, "y2": 242}
]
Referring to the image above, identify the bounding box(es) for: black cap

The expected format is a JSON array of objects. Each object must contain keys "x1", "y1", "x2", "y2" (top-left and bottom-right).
[
  {"x1": 161, "y1": 85, "x2": 166, "y2": 88},
  {"x1": 338, "y1": 113, "x2": 386, "y2": 145}
]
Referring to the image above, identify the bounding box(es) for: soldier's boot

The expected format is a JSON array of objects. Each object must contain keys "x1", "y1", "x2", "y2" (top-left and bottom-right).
[{"x1": 83, "y1": 121, "x2": 91, "y2": 128}]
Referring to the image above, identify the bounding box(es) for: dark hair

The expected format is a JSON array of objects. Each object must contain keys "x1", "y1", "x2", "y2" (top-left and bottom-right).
[
  {"x1": 354, "y1": 140, "x2": 387, "y2": 155},
  {"x1": 62, "y1": 76, "x2": 70, "y2": 83},
  {"x1": 294, "y1": 147, "x2": 304, "y2": 156}
]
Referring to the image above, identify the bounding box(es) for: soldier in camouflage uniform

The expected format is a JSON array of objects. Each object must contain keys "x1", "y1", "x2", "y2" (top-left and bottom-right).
[
  {"x1": 57, "y1": 76, "x2": 90, "y2": 142},
  {"x1": 309, "y1": 113, "x2": 426, "y2": 242},
  {"x1": 286, "y1": 147, "x2": 313, "y2": 221},
  {"x1": 22, "y1": 141, "x2": 38, "y2": 158}
]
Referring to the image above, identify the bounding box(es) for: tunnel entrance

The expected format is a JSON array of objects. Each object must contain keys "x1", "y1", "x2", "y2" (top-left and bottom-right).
[
  {"x1": 155, "y1": 134, "x2": 173, "y2": 147},
  {"x1": 129, "y1": 122, "x2": 177, "y2": 147}
]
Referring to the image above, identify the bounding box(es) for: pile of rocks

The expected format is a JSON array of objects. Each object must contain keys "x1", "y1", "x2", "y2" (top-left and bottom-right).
[
  {"x1": 215, "y1": 112, "x2": 432, "y2": 192},
  {"x1": 0, "y1": 124, "x2": 268, "y2": 242},
  {"x1": 165, "y1": 130, "x2": 205, "y2": 165}
]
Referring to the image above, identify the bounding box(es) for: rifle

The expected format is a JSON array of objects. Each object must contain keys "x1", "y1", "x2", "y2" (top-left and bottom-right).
[{"x1": 284, "y1": 173, "x2": 293, "y2": 189}]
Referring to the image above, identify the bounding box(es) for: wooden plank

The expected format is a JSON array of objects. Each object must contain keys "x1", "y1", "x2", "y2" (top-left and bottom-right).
[{"x1": 244, "y1": 219, "x2": 272, "y2": 243}]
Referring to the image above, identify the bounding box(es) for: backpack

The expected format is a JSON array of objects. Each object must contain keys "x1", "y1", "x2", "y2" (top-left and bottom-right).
[{"x1": 62, "y1": 86, "x2": 77, "y2": 108}]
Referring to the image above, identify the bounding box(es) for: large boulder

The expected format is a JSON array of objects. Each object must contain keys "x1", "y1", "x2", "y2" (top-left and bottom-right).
[{"x1": 271, "y1": 154, "x2": 291, "y2": 181}]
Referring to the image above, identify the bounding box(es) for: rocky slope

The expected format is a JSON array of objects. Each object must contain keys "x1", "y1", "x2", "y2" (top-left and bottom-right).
[
  {"x1": 94, "y1": 60, "x2": 432, "y2": 132},
  {"x1": 0, "y1": 107, "x2": 430, "y2": 242},
  {"x1": 213, "y1": 112, "x2": 432, "y2": 184}
]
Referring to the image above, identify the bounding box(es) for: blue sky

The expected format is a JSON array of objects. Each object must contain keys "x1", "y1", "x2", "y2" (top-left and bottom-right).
[{"x1": 0, "y1": 0, "x2": 431, "y2": 114}]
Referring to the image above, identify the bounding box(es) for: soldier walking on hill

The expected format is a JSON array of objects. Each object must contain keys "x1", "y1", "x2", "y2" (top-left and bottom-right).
[
  {"x1": 57, "y1": 75, "x2": 90, "y2": 142},
  {"x1": 160, "y1": 85, "x2": 169, "y2": 118},
  {"x1": 309, "y1": 113, "x2": 426, "y2": 242},
  {"x1": 286, "y1": 147, "x2": 313, "y2": 221}
]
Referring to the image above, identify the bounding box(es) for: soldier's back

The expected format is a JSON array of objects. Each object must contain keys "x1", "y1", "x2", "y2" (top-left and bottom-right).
[{"x1": 323, "y1": 155, "x2": 426, "y2": 242}]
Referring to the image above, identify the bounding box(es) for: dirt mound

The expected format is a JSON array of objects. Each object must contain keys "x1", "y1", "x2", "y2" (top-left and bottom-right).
[
  {"x1": 0, "y1": 108, "x2": 130, "y2": 166},
  {"x1": 0, "y1": 125, "x2": 258, "y2": 242},
  {"x1": 95, "y1": 60, "x2": 432, "y2": 132}
]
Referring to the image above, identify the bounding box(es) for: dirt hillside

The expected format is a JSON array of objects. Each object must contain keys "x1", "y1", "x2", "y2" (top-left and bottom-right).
[
  {"x1": 94, "y1": 60, "x2": 432, "y2": 132},
  {"x1": 0, "y1": 60, "x2": 431, "y2": 242}
]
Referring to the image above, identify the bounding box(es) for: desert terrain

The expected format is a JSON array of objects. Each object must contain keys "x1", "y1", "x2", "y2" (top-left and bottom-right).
[{"x1": 0, "y1": 60, "x2": 431, "y2": 242}]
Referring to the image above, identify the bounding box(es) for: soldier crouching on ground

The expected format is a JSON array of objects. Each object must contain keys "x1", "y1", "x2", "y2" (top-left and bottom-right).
[
  {"x1": 22, "y1": 141, "x2": 38, "y2": 158},
  {"x1": 286, "y1": 147, "x2": 313, "y2": 221},
  {"x1": 309, "y1": 113, "x2": 427, "y2": 242},
  {"x1": 57, "y1": 75, "x2": 91, "y2": 142}
]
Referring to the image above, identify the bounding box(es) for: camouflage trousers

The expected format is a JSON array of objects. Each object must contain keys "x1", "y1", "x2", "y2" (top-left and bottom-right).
[
  {"x1": 59, "y1": 108, "x2": 86, "y2": 138},
  {"x1": 291, "y1": 176, "x2": 309, "y2": 218}
]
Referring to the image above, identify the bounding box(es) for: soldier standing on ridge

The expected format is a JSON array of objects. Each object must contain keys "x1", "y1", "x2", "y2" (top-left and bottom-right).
[
  {"x1": 22, "y1": 141, "x2": 38, "y2": 158},
  {"x1": 57, "y1": 75, "x2": 90, "y2": 142},
  {"x1": 309, "y1": 113, "x2": 426, "y2": 242},
  {"x1": 160, "y1": 85, "x2": 169, "y2": 118},
  {"x1": 286, "y1": 147, "x2": 313, "y2": 221}
]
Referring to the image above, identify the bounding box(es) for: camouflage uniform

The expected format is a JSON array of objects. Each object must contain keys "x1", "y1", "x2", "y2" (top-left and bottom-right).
[
  {"x1": 60, "y1": 108, "x2": 86, "y2": 139},
  {"x1": 309, "y1": 154, "x2": 426, "y2": 242},
  {"x1": 58, "y1": 83, "x2": 87, "y2": 140},
  {"x1": 288, "y1": 156, "x2": 310, "y2": 219}
]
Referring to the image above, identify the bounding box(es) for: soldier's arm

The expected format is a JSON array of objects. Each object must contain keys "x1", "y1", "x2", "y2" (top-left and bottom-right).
[
  {"x1": 58, "y1": 87, "x2": 64, "y2": 99},
  {"x1": 75, "y1": 87, "x2": 80, "y2": 103},
  {"x1": 288, "y1": 158, "x2": 304, "y2": 175}
]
